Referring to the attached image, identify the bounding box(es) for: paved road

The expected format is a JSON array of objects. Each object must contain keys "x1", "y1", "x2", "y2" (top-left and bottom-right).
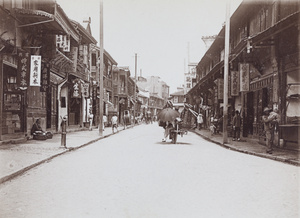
[{"x1": 0, "y1": 124, "x2": 299, "y2": 218}]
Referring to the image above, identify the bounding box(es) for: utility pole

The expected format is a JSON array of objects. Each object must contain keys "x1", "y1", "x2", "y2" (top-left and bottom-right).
[
  {"x1": 99, "y1": 0, "x2": 104, "y2": 136},
  {"x1": 223, "y1": 0, "x2": 230, "y2": 144},
  {"x1": 133, "y1": 53, "x2": 137, "y2": 126}
]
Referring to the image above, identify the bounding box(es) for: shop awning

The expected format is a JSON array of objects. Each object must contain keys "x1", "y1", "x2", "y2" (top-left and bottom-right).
[
  {"x1": 188, "y1": 60, "x2": 224, "y2": 96},
  {"x1": 249, "y1": 11, "x2": 299, "y2": 46},
  {"x1": 130, "y1": 98, "x2": 136, "y2": 105},
  {"x1": 14, "y1": 6, "x2": 79, "y2": 42},
  {"x1": 104, "y1": 100, "x2": 114, "y2": 108}
]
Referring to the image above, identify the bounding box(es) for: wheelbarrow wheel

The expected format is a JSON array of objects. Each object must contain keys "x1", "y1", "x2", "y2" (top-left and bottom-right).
[{"x1": 171, "y1": 132, "x2": 177, "y2": 144}]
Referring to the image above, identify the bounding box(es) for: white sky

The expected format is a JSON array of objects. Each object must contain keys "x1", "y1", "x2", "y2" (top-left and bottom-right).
[{"x1": 57, "y1": 0, "x2": 243, "y2": 93}]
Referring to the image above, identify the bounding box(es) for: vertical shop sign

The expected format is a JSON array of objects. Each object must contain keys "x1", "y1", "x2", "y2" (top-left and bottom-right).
[
  {"x1": 63, "y1": 35, "x2": 70, "y2": 52},
  {"x1": 30, "y1": 55, "x2": 41, "y2": 86},
  {"x1": 240, "y1": 63, "x2": 249, "y2": 92},
  {"x1": 92, "y1": 86, "x2": 97, "y2": 100},
  {"x1": 56, "y1": 35, "x2": 70, "y2": 52},
  {"x1": 70, "y1": 47, "x2": 78, "y2": 72},
  {"x1": 217, "y1": 78, "x2": 224, "y2": 100},
  {"x1": 72, "y1": 79, "x2": 81, "y2": 98},
  {"x1": 17, "y1": 52, "x2": 30, "y2": 90},
  {"x1": 82, "y1": 83, "x2": 89, "y2": 98},
  {"x1": 40, "y1": 62, "x2": 50, "y2": 92},
  {"x1": 56, "y1": 35, "x2": 63, "y2": 47},
  {"x1": 231, "y1": 71, "x2": 239, "y2": 96}
]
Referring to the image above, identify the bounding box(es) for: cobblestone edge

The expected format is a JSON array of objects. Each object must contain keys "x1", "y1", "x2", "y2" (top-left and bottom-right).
[{"x1": 190, "y1": 130, "x2": 300, "y2": 167}]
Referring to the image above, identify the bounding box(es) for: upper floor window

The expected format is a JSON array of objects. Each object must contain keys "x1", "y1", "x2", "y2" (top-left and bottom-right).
[
  {"x1": 91, "y1": 53, "x2": 97, "y2": 67},
  {"x1": 174, "y1": 96, "x2": 178, "y2": 103},
  {"x1": 22, "y1": 0, "x2": 30, "y2": 9}
]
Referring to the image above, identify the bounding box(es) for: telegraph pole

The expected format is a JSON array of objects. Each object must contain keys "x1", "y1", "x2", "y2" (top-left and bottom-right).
[
  {"x1": 133, "y1": 53, "x2": 137, "y2": 126},
  {"x1": 223, "y1": 0, "x2": 230, "y2": 144},
  {"x1": 99, "y1": 0, "x2": 104, "y2": 136}
]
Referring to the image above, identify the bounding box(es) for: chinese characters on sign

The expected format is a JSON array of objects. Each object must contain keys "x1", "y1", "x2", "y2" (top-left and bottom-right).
[
  {"x1": 71, "y1": 47, "x2": 78, "y2": 72},
  {"x1": 30, "y1": 55, "x2": 41, "y2": 86},
  {"x1": 72, "y1": 79, "x2": 82, "y2": 98},
  {"x1": 82, "y1": 83, "x2": 90, "y2": 98},
  {"x1": 40, "y1": 62, "x2": 50, "y2": 92},
  {"x1": 240, "y1": 63, "x2": 250, "y2": 92},
  {"x1": 231, "y1": 71, "x2": 239, "y2": 96},
  {"x1": 216, "y1": 78, "x2": 224, "y2": 100},
  {"x1": 56, "y1": 35, "x2": 70, "y2": 52},
  {"x1": 17, "y1": 52, "x2": 29, "y2": 90}
]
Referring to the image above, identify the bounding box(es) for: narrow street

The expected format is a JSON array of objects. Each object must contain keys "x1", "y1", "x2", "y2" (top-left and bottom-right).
[{"x1": 0, "y1": 124, "x2": 299, "y2": 218}]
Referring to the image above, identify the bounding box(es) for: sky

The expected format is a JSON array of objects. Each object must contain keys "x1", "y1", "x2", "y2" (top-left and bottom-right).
[{"x1": 57, "y1": 0, "x2": 243, "y2": 93}]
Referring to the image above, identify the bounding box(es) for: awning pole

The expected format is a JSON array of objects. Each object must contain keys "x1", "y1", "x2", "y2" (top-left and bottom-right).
[
  {"x1": 223, "y1": 0, "x2": 230, "y2": 144},
  {"x1": 98, "y1": 0, "x2": 104, "y2": 136}
]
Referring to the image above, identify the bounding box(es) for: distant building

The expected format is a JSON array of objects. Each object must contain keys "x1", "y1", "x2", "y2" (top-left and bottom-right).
[
  {"x1": 136, "y1": 75, "x2": 170, "y2": 116},
  {"x1": 184, "y1": 63, "x2": 197, "y2": 94},
  {"x1": 169, "y1": 88, "x2": 185, "y2": 113}
]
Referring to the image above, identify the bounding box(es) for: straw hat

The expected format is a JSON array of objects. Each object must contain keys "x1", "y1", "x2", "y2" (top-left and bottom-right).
[{"x1": 263, "y1": 107, "x2": 271, "y2": 113}]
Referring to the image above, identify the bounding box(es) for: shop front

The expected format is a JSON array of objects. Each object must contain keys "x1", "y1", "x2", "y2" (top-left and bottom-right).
[
  {"x1": 245, "y1": 74, "x2": 274, "y2": 140},
  {"x1": 1, "y1": 60, "x2": 25, "y2": 140}
]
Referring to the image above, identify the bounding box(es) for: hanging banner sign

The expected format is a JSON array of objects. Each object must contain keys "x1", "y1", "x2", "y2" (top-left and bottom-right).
[
  {"x1": 40, "y1": 62, "x2": 50, "y2": 92},
  {"x1": 17, "y1": 52, "x2": 30, "y2": 90},
  {"x1": 240, "y1": 63, "x2": 250, "y2": 92},
  {"x1": 62, "y1": 35, "x2": 70, "y2": 52},
  {"x1": 70, "y1": 47, "x2": 78, "y2": 72},
  {"x1": 217, "y1": 78, "x2": 224, "y2": 100},
  {"x1": 30, "y1": 55, "x2": 41, "y2": 86},
  {"x1": 56, "y1": 35, "x2": 63, "y2": 47},
  {"x1": 82, "y1": 83, "x2": 89, "y2": 98},
  {"x1": 56, "y1": 35, "x2": 70, "y2": 52},
  {"x1": 231, "y1": 71, "x2": 239, "y2": 96},
  {"x1": 72, "y1": 79, "x2": 82, "y2": 98}
]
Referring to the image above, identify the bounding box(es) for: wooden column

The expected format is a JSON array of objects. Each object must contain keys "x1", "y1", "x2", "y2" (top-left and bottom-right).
[{"x1": 0, "y1": 56, "x2": 3, "y2": 140}]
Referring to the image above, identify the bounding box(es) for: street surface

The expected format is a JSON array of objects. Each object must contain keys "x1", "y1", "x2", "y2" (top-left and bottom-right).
[{"x1": 0, "y1": 123, "x2": 299, "y2": 218}]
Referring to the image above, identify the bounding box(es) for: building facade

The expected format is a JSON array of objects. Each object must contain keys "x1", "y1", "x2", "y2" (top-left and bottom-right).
[
  {"x1": 0, "y1": 0, "x2": 86, "y2": 141},
  {"x1": 186, "y1": 0, "x2": 299, "y2": 148},
  {"x1": 0, "y1": 0, "x2": 133, "y2": 143}
]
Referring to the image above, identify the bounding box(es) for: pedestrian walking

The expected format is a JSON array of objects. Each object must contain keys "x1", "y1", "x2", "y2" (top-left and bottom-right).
[
  {"x1": 111, "y1": 113, "x2": 118, "y2": 133},
  {"x1": 197, "y1": 113, "x2": 203, "y2": 130},
  {"x1": 262, "y1": 107, "x2": 276, "y2": 154},
  {"x1": 232, "y1": 110, "x2": 241, "y2": 141},
  {"x1": 88, "y1": 113, "x2": 94, "y2": 131},
  {"x1": 103, "y1": 115, "x2": 107, "y2": 131}
]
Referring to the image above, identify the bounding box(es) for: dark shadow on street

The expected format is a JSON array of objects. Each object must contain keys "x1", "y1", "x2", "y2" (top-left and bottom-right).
[{"x1": 155, "y1": 142, "x2": 192, "y2": 145}]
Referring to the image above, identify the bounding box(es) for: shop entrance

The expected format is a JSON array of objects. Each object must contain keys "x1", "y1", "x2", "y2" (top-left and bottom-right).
[
  {"x1": 2, "y1": 64, "x2": 25, "y2": 135},
  {"x1": 247, "y1": 92, "x2": 254, "y2": 135}
]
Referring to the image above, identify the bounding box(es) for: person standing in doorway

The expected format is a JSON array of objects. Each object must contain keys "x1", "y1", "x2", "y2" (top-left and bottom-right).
[
  {"x1": 232, "y1": 110, "x2": 241, "y2": 141},
  {"x1": 262, "y1": 107, "x2": 276, "y2": 154},
  {"x1": 111, "y1": 113, "x2": 118, "y2": 133}
]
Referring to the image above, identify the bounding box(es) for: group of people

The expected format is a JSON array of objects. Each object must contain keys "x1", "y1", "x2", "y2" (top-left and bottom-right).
[
  {"x1": 230, "y1": 107, "x2": 280, "y2": 154},
  {"x1": 87, "y1": 113, "x2": 118, "y2": 133},
  {"x1": 183, "y1": 104, "x2": 280, "y2": 154}
]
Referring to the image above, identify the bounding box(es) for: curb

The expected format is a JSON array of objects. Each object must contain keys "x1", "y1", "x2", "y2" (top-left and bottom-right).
[
  {"x1": 0, "y1": 125, "x2": 135, "y2": 185},
  {"x1": 190, "y1": 130, "x2": 300, "y2": 167}
]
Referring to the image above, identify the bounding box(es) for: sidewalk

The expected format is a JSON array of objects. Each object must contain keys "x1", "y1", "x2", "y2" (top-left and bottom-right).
[
  {"x1": 191, "y1": 128, "x2": 300, "y2": 167},
  {"x1": 1, "y1": 125, "x2": 299, "y2": 185},
  {"x1": 0, "y1": 125, "x2": 131, "y2": 184}
]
